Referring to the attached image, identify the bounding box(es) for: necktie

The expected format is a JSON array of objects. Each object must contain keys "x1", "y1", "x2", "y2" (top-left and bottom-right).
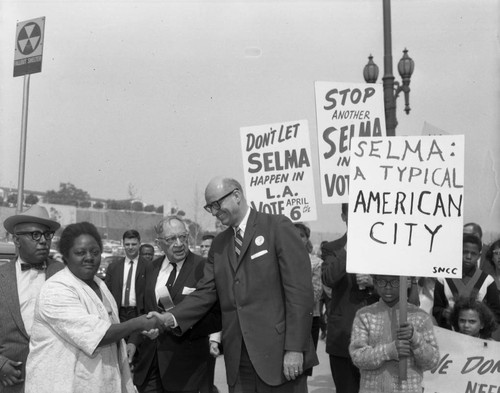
[
  {"x1": 165, "y1": 262, "x2": 177, "y2": 289},
  {"x1": 21, "y1": 263, "x2": 46, "y2": 271},
  {"x1": 123, "y1": 260, "x2": 134, "y2": 307},
  {"x1": 234, "y1": 228, "x2": 243, "y2": 258}
]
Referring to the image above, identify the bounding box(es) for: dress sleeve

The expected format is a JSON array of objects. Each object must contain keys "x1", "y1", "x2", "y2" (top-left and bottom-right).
[
  {"x1": 409, "y1": 312, "x2": 440, "y2": 371},
  {"x1": 349, "y1": 310, "x2": 399, "y2": 370}
]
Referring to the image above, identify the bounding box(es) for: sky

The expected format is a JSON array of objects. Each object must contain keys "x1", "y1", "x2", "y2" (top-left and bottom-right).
[{"x1": 1, "y1": 0, "x2": 499, "y2": 240}]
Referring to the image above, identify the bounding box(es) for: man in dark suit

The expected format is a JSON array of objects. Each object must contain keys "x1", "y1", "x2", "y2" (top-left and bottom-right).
[
  {"x1": 129, "y1": 216, "x2": 221, "y2": 393},
  {"x1": 320, "y1": 203, "x2": 348, "y2": 261},
  {"x1": 150, "y1": 177, "x2": 318, "y2": 393},
  {"x1": 0, "y1": 205, "x2": 64, "y2": 392},
  {"x1": 105, "y1": 229, "x2": 147, "y2": 323},
  {"x1": 321, "y1": 203, "x2": 378, "y2": 393}
]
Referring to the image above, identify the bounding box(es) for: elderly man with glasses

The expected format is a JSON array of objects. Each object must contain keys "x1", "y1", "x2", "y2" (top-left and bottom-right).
[
  {"x1": 128, "y1": 215, "x2": 221, "y2": 393},
  {"x1": 0, "y1": 205, "x2": 64, "y2": 392}
]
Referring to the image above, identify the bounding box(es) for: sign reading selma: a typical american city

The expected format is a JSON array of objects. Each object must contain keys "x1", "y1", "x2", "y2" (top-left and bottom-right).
[{"x1": 346, "y1": 135, "x2": 464, "y2": 278}]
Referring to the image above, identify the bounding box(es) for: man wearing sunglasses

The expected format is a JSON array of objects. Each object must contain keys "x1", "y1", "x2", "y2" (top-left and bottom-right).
[{"x1": 0, "y1": 205, "x2": 63, "y2": 392}]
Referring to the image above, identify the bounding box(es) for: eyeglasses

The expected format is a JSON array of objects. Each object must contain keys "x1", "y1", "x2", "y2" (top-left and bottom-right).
[
  {"x1": 374, "y1": 278, "x2": 400, "y2": 288},
  {"x1": 203, "y1": 189, "x2": 238, "y2": 213},
  {"x1": 156, "y1": 233, "x2": 189, "y2": 245},
  {"x1": 15, "y1": 231, "x2": 55, "y2": 241}
]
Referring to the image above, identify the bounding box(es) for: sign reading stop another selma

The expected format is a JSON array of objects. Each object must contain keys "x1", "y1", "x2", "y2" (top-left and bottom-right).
[
  {"x1": 14, "y1": 17, "x2": 45, "y2": 77},
  {"x1": 346, "y1": 135, "x2": 464, "y2": 278},
  {"x1": 315, "y1": 81, "x2": 387, "y2": 204}
]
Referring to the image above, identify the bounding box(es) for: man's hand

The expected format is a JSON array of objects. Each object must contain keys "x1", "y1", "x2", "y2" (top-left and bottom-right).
[
  {"x1": 126, "y1": 343, "x2": 136, "y2": 363},
  {"x1": 138, "y1": 314, "x2": 164, "y2": 331},
  {"x1": 209, "y1": 341, "x2": 220, "y2": 357},
  {"x1": 283, "y1": 351, "x2": 304, "y2": 381},
  {"x1": 356, "y1": 274, "x2": 373, "y2": 290},
  {"x1": 0, "y1": 360, "x2": 23, "y2": 387},
  {"x1": 147, "y1": 311, "x2": 175, "y2": 328},
  {"x1": 141, "y1": 328, "x2": 160, "y2": 340}
]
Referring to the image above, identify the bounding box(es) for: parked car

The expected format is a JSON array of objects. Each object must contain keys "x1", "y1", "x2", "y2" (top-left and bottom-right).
[
  {"x1": 0, "y1": 242, "x2": 16, "y2": 266},
  {"x1": 96, "y1": 255, "x2": 122, "y2": 280}
]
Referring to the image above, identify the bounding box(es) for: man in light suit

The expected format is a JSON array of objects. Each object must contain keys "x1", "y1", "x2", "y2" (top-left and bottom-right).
[
  {"x1": 0, "y1": 205, "x2": 64, "y2": 392},
  {"x1": 129, "y1": 216, "x2": 221, "y2": 393},
  {"x1": 105, "y1": 229, "x2": 147, "y2": 323},
  {"x1": 151, "y1": 177, "x2": 318, "y2": 393}
]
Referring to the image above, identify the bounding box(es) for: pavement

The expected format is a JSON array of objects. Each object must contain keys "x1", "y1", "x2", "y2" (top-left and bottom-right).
[{"x1": 212, "y1": 337, "x2": 336, "y2": 393}]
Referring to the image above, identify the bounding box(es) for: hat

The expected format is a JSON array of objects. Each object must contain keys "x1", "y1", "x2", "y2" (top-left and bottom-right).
[{"x1": 3, "y1": 205, "x2": 61, "y2": 234}]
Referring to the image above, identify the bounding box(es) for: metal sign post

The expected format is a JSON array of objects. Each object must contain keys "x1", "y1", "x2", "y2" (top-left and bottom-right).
[{"x1": 13, "y1": 17, "x2": 45, "y2": 214}]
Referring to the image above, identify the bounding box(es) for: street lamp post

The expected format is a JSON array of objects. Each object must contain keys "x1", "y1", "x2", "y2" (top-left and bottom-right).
[{"x1": 363, "y1": 0, "x2": 414, "y2": 136}]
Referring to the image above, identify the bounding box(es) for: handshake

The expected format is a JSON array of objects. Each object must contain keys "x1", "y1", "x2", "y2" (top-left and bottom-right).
[{"x1": 137, "y1": 311, "x2": 176, "y2": 339}]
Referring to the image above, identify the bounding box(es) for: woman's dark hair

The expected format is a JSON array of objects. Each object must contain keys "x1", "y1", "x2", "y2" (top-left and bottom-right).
[
  {"x1": 485, "y1": 239, "x2": 500, "y2": 263},
  {"x1": 450, "y1": 296, "x2": 497, "y2": 339},
  {"x1": 59, "y1": 222, "x2": 103, "y2": 261}
]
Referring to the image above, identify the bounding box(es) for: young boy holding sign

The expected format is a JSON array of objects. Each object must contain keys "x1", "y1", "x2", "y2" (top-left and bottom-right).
[{"x1": 349, "y1": 275, "x2": 439, "y2": 393}]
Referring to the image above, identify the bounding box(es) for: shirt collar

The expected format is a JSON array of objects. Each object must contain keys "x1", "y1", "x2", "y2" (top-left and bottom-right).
[
  {"x1": 234, "y1": 207, "x2": 251, "y2": 236},
  {"x1": 16, "y1": 256, "x2": 46, "y2": 272},
  {"x1": 161, "y1": 255, "x2": 185, "y2": 270}
]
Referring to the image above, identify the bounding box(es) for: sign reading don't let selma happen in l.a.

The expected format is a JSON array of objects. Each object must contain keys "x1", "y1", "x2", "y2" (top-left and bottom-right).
[
  {"x1": 346, "y1": 135, "x2": 464, "y2": 278},
  {"x1": 240, "y1": 119, "x2": 317, "y2": 222}
]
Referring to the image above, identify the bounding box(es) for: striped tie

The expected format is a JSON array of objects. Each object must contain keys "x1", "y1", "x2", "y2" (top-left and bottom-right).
[{"x1": 235, "y1": 228, "x2": 243, "y2": 258}]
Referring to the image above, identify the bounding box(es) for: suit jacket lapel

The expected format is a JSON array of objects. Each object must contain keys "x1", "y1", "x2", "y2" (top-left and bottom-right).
[
  {"x1": 235, "y1": 209, "x2": 257, "y2": 270},
  {"x1": 0, "y1": 261, "x2": 29, "y2": 339},
  {"x1": 148, "y1": 256, "x2": 164, "y2": 311},
  {"x1": 135, "y1": 257, "x2": 145, "y2": 280}
]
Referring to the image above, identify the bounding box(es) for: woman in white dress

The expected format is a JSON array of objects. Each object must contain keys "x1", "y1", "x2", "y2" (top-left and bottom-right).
[{"x1": 25, "y1": 222, "x2": 162, "y2": 393}]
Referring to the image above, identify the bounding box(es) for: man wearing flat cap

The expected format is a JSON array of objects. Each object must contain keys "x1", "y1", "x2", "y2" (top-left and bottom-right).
[{"x1": 0, "y1": 205, "x2": 64, "y2": 392}]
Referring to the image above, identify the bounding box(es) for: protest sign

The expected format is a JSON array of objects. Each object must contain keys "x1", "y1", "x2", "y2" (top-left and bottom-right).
[
  {"x1": 240, "y1": 119, "x2": 316, "y2": 222},
  {"x1": 315, "y1": 81, "x2": 386, "y2": 204},
  {"x1": 346, "y1": 135, "x2": 464, "y2": 278},
  {"x1": 423, "y1": 327, "x2": 500, "y2": 393}
]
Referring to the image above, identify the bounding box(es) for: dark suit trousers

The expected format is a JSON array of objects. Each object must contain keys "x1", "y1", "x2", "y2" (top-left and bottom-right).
[
  {"x1": 137, "y1": 352, "x2": 198, "y2": 393},
  {"x1": 329, "y1": 354, "x2": 360, "y2": 393},
  {"x1": 229, "y1": 340, "x2": 307, "y2": 393}
]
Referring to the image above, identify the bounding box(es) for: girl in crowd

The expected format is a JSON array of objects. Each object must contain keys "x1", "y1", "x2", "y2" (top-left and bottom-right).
[
  {"x1": 450, "y1": 296, "x2": 497, "y2": 340},
  {"x1": 485, "y1": 238, "x2": 500, "y2": 290}
]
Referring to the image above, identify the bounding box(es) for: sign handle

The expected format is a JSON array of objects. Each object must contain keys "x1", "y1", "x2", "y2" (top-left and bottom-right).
[
  {"x1": 398, "y1": 275, "x2": 408, "y2": 381},
  {"x1": 16, "y1": 74, "x2": 30, "y2": 214}
]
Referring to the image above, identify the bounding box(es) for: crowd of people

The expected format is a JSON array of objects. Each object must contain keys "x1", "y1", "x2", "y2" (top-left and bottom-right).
[{"x1": 0, "y1": 178, "x2": 498, "y2": 393}]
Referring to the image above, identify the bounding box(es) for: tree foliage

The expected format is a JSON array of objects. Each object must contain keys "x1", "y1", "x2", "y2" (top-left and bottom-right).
[
  {"x1": 46, "y1": 183, "x2": 90, "y2": 206},
  {"x1": 107, "y1": 199, "x2": 132, "y2": 211},
  {"x1": 79, "y1": 200, "x2": 92, "y2": 208},
  {"x1": 93, "y1": 201, "x2": 104, "y2": 209},
  {"x1": 7, "y1": 194, "x2": 17, "y2": 206},
  {"x1": 25, "y1": 193, "x2": 39, "y2": 205},
  {"x1": 131, "y1": 201, "x2": 144, "y2": 212},
  {"x1": 144, "y1": 204, "x2": 156, "y2": 212}
]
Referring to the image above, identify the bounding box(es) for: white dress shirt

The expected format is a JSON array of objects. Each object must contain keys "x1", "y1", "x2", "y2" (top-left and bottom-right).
[
  {"x1": 16, "y1": 257, "x2": 46, "y2": 336},
  {"x1": 121, "y1": 257, "x2": 139, "y2": 307},
  {"x1": 155, "y1": 257, "x2": 184, "y2": 303}
]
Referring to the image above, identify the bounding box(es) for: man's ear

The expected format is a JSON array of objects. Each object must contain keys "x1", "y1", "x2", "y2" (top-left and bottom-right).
[{"x1": 12, "y1": 235, "x2": 21, "y2": 248}]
